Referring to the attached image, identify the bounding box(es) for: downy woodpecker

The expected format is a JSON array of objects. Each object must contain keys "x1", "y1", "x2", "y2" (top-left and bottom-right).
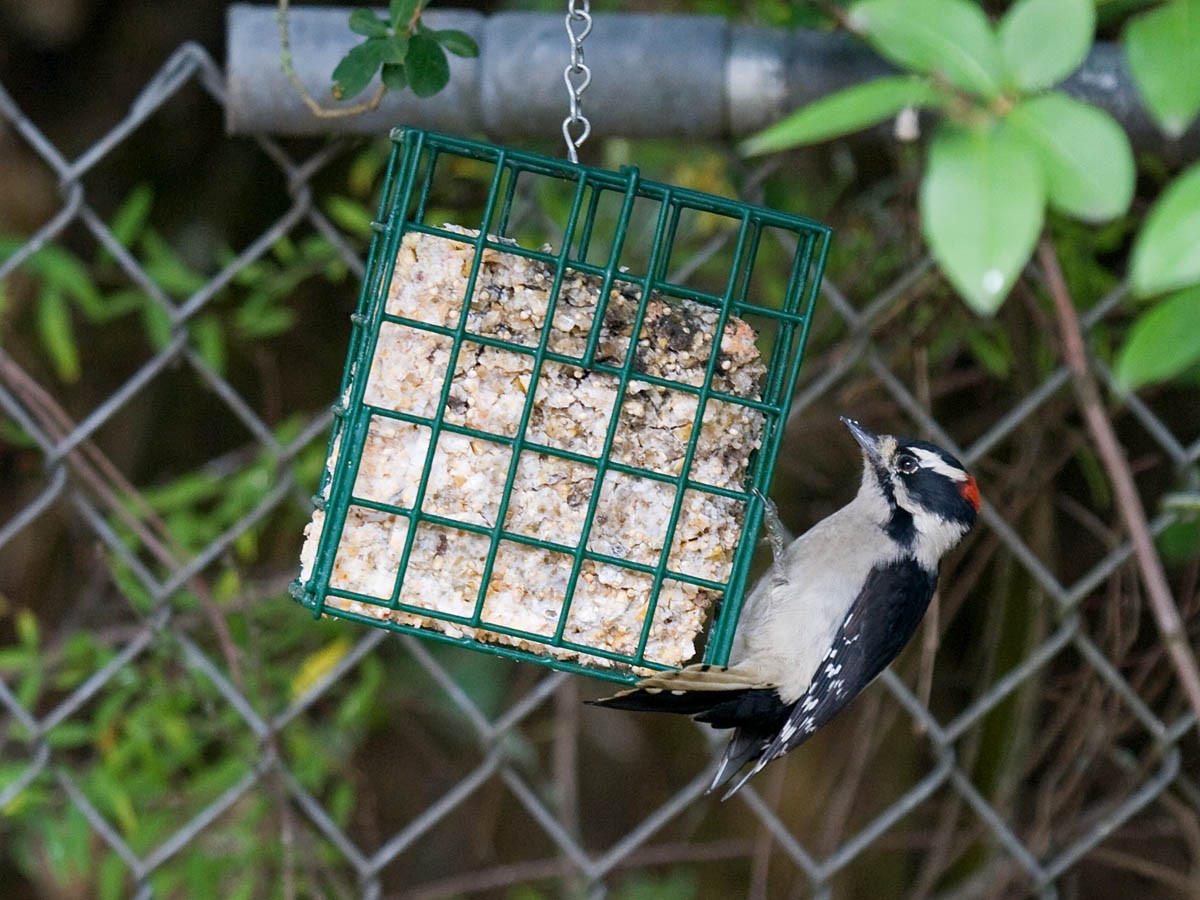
[{"x1": 590, "y1": 417, "x2": 980, "y2": 799}]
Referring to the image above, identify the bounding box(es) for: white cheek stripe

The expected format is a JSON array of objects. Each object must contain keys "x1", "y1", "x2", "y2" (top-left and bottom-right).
[{"x1": 911, "y1": 447, "x2": 967, "y2": 481}]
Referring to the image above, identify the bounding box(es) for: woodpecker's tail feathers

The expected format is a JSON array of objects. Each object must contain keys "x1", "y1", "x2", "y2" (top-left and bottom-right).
[
  {"x1": 586, "y1": 664, "x2": 779, "y2": 722},
  {"x1": 720, "y1": 751, "x2": 779, "y2": 800},
  {"x1": 638, "y1": 663, "x2": 769, "y2": 692},
  {"x1": 587, "y1": 685, "x2": 731, "y2": 717},
  {"x1": 707, "y1": 728, "x2": 768, "y2": 796},
  {"x1": 590, "y1": 663, "x2": 768, "y2": 700}
]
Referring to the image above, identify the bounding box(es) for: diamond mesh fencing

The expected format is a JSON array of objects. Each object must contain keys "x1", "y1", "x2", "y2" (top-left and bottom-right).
[{"x1": 2, "y1": 41, "x2": 1199, "y2": 900}]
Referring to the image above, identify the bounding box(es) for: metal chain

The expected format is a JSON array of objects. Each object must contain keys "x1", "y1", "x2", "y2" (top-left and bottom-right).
[{"x1": 562, "y1": 0, "x2": 592, "y2": 163}]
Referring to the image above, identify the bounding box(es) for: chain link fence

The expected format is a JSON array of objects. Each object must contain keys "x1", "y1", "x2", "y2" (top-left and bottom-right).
[{"x1": 2, "y1": 35, "x2": 1199, "y2": 900}]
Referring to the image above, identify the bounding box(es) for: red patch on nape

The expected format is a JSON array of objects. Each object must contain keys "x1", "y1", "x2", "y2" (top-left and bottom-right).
[{"x1": 959, "y1": 475, "x2": 981, "y2": 512}]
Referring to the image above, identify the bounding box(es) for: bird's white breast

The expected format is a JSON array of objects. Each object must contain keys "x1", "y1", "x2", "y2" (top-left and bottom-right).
[{"x1": 729, "y1": 495, "x2": 900, "y2": 703}]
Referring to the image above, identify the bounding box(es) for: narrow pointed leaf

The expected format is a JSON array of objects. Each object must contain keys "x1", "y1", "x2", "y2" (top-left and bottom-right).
[
  {"x1": 1114, "y1": 285, "x2": 1200, "y2": 390},
  {"x1": 35, "y1": 287, "x2": 81, "y2": 382},
  {"x1": 741, "y1": 76, "x2": 942, "y2": 155},
  {"x1": 108, "y1": 184, "x2": 154, "y2": 251},
  {"x1": 1008, "y1": 93, "x2": 1133, "y2": 222},
  {"x1": 21, "y1": 246, "x2": 103, "y2": 313},
  {"x1": 849, "y1": 0, "x2": 1003, "y2": 98},
  {"x1": 1124, "y1": 0, "x2": 1200, "y2": 138},
  {"x1": 921, "y1": 121, "x2": 1045, "y2": 314},
  {"x1": 1129, "y1": 162, "x2": 1200, "y2": 297},
  {"x1": 189, "y1": 315, "x2": 227, "y2": 376},
  {"x1": 999, "y1": 0, "x2": 1094, "y2": 91}
]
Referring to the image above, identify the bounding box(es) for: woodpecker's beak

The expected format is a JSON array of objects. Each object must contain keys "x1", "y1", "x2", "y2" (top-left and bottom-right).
[{"x1": 840, "y1": 417, "x2": 884, "y2": 466}]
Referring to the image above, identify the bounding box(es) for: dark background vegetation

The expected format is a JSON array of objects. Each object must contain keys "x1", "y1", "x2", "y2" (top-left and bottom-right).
[{"x1": 1, "y1": 1, "x2": 1198, "y2": 898}]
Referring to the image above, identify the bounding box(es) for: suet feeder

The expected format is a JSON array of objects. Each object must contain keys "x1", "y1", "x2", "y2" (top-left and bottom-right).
[{"x1": 293, "y1": 127, "x2": 830, "y2": 684}]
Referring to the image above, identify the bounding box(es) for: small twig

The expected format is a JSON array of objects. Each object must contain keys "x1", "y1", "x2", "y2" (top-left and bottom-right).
[
  {"x1": 407, "y1": 839, "x2": 753, "y2": 900},
  {"x1": 1159, "y1": 787, "x2": 1200, "y2": 884},
  {"x1": 276, "y1": 0, "x2": 387, "y2": 119},
  {"x1": 551, "y1": 678, "x2": 582, "y2": 896},
  {"x1": 1086, "y1": 846, "x2": 1200, "y2": 897},
  {"x1": 915, "y1": 591, "x2": 940, "y2": 720},
  {"x1": 1037, "y1": 239, "x2": 1200, "y2": 736},
  {"x1": 816, "y1": 686, "x2": 886, "y2": 854},
  {"x1": 748, "y1": 760, "x2": 787, "y2": 899}
]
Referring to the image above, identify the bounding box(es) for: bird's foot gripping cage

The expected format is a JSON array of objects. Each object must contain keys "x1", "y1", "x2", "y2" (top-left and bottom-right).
[{"x1": 293, "y1": 128, "x2": 830, "y2": 684}]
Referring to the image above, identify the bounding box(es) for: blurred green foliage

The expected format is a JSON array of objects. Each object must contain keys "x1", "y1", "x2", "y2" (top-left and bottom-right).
[{"x1": 0, "y1": 187, "x2": 355, "y2": 384}]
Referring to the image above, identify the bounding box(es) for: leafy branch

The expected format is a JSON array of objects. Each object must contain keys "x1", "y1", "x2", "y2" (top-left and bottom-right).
[
  {"x1": 1039, "y1": 238, "x2": 1200, "y2": 731},
  {"x1": 276, "y1": 0, "x2": 478, "y2": 118},
  {"x1": 744, "y1": 0, "x2": 1129, "y2": 314},
  {"x1": 744, "y1": 0, "x2": 1200, "y2": 397}
]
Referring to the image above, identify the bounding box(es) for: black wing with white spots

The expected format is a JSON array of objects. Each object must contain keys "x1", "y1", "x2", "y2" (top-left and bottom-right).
[{"x1": 722, "y1": 558, "x2": 937, "y2": 797}]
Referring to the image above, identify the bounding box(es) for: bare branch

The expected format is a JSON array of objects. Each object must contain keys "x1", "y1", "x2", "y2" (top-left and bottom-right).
[{"x1": 1037, "y1": 239, "x2": 1200, "y2": 735}]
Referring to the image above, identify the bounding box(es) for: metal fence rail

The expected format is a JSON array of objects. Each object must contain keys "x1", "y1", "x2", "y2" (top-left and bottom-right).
[{"x1": 1, "y1": 36, "x2": 1198, "y2": 900}]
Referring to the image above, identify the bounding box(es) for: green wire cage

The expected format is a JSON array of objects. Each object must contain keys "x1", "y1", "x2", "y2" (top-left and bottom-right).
[{"x1": 293, "y1": 127, "x2": 831, "y2": 684}]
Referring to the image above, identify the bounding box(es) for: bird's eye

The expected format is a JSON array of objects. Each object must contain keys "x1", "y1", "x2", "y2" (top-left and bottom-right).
[{"x1": 896, "y1": 453, "x2": 919, "y2": 475}]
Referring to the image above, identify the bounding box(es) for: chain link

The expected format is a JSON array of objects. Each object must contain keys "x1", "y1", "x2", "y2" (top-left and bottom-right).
[{"x1": 562, "y1": 0, "x2": 592, "y2": 163}]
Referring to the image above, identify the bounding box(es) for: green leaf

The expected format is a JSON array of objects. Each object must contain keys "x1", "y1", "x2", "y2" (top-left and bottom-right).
[
  {"x1": 920, "y1": 120, "x2": 1046, "y2": 313},
  {"x1": 331, "y1": 38, "x2": 394, "y2": 101},
  {"x1": 140, "y1": 298, "x2": 172, "y2": 350},
  {"x1": 965, "y1": 327, "x2": 1013, "y2": 377},
  {"x1": 107, "y1": 184, "x2": 154, "y2": 253},
  {"x1": 741, "y1": 76, "x2": 942, "y2": 154},
  {"x1": 0, "y1": 418, "x2": 35, "y2": 448},
  {"x1": 1114, "y1": 284, "x2": 1200, "y2": 389},
  {"x1": 406, "y1": 33, "x2": 450, "y2": 97},
  {"x1": 348, "y1": 8, "x2": 389, "y2": 38},
  {"x1": 381, "y1": 62, "x2": 408, "y2": 92},
  {"x1": 271, "y1": 235, "x2": 297, "y2": 265},
  {"x1": 45, "y1": 720, "x2": 93, "y2": 749},
  {"x1": 143, "y1": 469, "x2": 220, "y2": 513},
  {"x1": 35, "y1": 287, "x2": 82, "y2": 382},
  {"x1": 435, "y1": 28, "x2": 479, "y2": 58},
  {"x1": 140, "y1": 230, "x2": 207, "y2": 296},
  {"x1": 998, "y1": 0, "x2": 1094, "y2": 91},
  {"x1": 16, "y1": 608, "x2": 39, "y2": 648},
  {"x1": 291, "y1": 637, "x2": 352, "y2": 701},
  {"x1": 848, "y1": 0, "x2": 1003, "y2": 98},
  {"x1": 1158, "y1": 518, "x2": 1200, "y2": 564},
  {"x1": 189, "y1": 314, "x2": 226, "y2": 375},
  {"x1": 21, "y1": 246, "x2": 103, "y2": 316},
  {"x1": 98, "y1": 854, "x2": 127, "y2": 900},
  {"x1": 390, "y1": 0, "x2": 421, "y2": 32},
  {"x1": 234, "y1": 293, "x2": 295, "y2": 339},
  {"x1": 1129, "y1": 162, "x2": 1200, "y2": 297},
  {"x1": 325, "y1": 195, "x2": 375, "y2": 238},
  {"x1": 386, "y1": 32, "x2": 409, "y2": 62},
  {"x1": 1124, "y1": 0, "x2": 1200, "y2": 138},
  {"x1": 1007, "y1": 93, "x2": 1133, "y2": 222}
]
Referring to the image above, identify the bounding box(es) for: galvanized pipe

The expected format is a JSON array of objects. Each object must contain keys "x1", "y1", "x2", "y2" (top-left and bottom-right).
[{"x1": 226, "y1": 4, "x2": 1197, "y2": 155}]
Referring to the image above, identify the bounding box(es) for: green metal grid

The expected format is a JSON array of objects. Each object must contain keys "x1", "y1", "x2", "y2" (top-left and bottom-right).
[{"x1": 291, "y1": 127, "x2": 831, "y2": 684}]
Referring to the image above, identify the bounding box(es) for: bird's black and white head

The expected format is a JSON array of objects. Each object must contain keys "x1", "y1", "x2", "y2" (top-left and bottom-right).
[{"x1": 842, "y1": 417, "x2": 980, "y2": 568}]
